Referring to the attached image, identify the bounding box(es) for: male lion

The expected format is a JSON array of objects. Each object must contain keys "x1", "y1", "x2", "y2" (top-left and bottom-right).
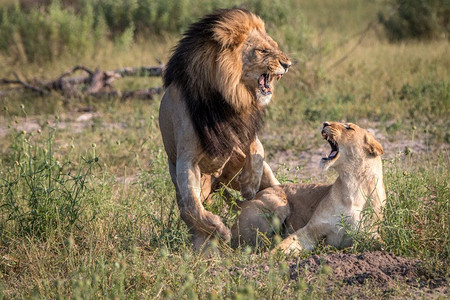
[
  {"x1": 159, "y1": 9, "x2": 291, "y2": 251},
  {"x1": 231, "y1": 122, "x2": 386, "y2": 255}
]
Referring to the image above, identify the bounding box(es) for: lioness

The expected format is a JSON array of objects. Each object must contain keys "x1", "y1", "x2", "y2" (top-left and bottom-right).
[
  {"x1": 159, "y1": 9, "x2": 291, "y2": 251},
  {"x1": 231, "y1": 122, "x2": 386, "y2": 255}
]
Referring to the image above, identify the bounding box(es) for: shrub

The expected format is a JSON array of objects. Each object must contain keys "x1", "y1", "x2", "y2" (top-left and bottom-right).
[
  {"x1": 0, "y1": 0, "x2": 313, "y2": 62},
  {"x1": 0, "y1": 1, "x2": 106, "y2": 63},
  {"x1": 379, "y1": 0, "x2": 450, "y2": 41}
]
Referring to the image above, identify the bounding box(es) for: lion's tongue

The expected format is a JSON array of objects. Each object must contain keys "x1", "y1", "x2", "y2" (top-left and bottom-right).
[
  {"x1": 329, "y1": 151, "x2": 338, "y2": 158},
  {"x1": 259, "y1": 74, "x2": 272, "y2": 93},
  {"x1": 259, "y1": 75, "x2": 265, "y2": 86}
]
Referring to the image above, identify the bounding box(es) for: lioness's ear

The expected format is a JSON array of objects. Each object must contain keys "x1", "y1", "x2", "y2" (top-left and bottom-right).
[{"x1": 364, "y1": 133, "x2": 384, "y2": 156}]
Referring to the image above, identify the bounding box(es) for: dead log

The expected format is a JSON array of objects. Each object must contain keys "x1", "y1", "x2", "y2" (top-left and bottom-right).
[
  {"x1": 0, "y1": 65, "x2": 165, "y2": 100},
  {"x1": 90, "y1": 87, "x2": 164, "y2": 100},
  {"x1": 1, "y1": 73, "x2": 46, "y2": 95},
  {"x1": 113, "y1": 66, "x2": 164, "y2": 77}
]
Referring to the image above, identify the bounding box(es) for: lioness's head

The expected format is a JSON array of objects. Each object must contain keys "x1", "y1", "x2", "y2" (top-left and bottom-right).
[{"x1": 320, "y1": 121, "x2": 384, "y2": 171}]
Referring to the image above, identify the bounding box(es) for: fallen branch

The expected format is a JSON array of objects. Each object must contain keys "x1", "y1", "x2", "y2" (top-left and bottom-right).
[
  {"x1": 13, "y1": 72, "x2": 46, "y2": 95},
  {"x1": 0, "y1": 65, "x2": 165, "y2": 100},
  {"x1": 112, "y1": 66, "x2": 164, "y2": 77},
  {"x1": 90, "y1": 87, "x2": 164, "y2": 100}
]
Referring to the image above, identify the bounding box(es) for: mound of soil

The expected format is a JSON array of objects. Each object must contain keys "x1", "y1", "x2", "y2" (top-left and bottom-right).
[
  {"x1": 228, "y1": 251, "x2": 447, "y2": 298},
  {"x1": 290, "y1": 251, "x2": 416, "y2": 283},
  {"x1": 287, "y1": 251, "x2": 447, "y2": 297}
]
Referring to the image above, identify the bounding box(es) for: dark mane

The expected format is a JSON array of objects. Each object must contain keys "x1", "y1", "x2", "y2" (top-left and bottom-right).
[{"x1": 163, "y1": 9, "x2": 263, "y2": 157}]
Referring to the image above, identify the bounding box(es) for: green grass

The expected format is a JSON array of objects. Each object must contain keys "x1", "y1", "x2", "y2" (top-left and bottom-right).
[
  {"x1": 383, "y1": 152, "x2": 449, "y2": 258},
  {"x1": 0, "y1": 0, "x2": 449, "y2": 298},
  {"x1": 0, "y1": 128, "x2": 100, "y2": 239}
]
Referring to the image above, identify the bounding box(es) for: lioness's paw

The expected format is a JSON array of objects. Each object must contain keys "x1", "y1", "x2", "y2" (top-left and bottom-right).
[
  {"x1": 238, "y1": 173, "x2": 258, "y2": 200},
  {"x1": 240, "y1": 187, "x2": 257, "y2": 200},
  {"x1": 272, "y1": 236, "x2": 303, "y2": 256}
]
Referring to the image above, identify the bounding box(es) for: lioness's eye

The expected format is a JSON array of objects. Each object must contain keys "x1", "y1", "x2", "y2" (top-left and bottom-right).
[
  {"x1": 345, "y1": 124, "x2": 354, "y2": 130},
  {"x1": 257, "y1": 49, "x2": 269, "y2": 54}
]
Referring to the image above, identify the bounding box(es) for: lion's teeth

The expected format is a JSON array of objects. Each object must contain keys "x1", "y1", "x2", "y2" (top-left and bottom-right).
[{"x1": 259, "y1": 75, "x2": 265, "y2": 85}]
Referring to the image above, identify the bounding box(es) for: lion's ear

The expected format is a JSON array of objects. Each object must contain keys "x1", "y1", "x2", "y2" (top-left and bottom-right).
[
  {"x1": 364, "y1": 133, "x2": 384, "y2": 156},
  {"x1": 213, "y1": 23, "x2": 248, "y2": 49}
]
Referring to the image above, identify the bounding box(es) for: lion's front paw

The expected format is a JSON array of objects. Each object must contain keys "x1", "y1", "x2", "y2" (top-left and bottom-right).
[{"x1": 202, "y1": 211, "x2": 231, "y2": 242}]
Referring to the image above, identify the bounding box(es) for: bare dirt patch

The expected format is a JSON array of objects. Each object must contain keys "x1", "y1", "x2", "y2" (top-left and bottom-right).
[
  {"x1": 229, "y1": 251, "x2": 448, "y2": 298},
  {"x1": 289, "y1": 251, "x2": 447, "y2": 298}
]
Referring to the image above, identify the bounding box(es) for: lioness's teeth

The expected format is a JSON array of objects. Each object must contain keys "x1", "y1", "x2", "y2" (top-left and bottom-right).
[{"x1": 276, "y1": 74, "x2": 282, "y2": 81}]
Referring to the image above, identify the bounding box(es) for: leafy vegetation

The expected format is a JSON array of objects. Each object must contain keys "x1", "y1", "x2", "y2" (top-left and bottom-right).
[
  {"x1": 0, "y1": 1, "x2": 107, "y2": 62},
  {"x1": 0, "y1": 0, "x2": 311, "y2": 62},
  {"x1": 379, "y1": 0, "x2": 450, "y2": 41}
]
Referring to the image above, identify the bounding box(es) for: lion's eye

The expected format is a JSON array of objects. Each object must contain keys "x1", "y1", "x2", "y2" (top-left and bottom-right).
[
  {"x1": 257, "y1": 49, "x2": 269, "y2": 54},
  {"x1": 344, "y1": 124, "x2": 354, "y2": 130}
]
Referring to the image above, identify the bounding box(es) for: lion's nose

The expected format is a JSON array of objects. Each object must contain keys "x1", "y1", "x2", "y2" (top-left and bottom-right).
[
  {"x1": 279, "y1": 60, "x2": 291, "y2": 71},
  {"x1": 323, "y1": 122, "x2": 330, "y2": 128}
]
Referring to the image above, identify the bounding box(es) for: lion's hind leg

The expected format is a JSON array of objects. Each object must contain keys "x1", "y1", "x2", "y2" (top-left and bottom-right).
[{"x1": 231, "y1": 187, "x2": 290, "y2": 248}]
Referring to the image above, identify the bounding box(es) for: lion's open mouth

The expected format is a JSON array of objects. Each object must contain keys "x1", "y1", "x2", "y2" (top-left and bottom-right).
[
  {"x1": 259, "y1": 74, "x2": 283, "y2": 95},
  {"x1": 322, "y1": 132, "x2": 339, "y2": 161},
  {"x1": 258, "y1": 72, "x2": 284, "y2": 96},
  {"x1": 258, "y1": 74, "x2": 272, "y2": 95}
]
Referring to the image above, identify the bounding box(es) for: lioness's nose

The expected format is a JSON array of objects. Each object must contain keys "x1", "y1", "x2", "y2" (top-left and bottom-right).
[
  {"x1": 323, "y1": 122, "x2": 330, "y2": 128},
  {"x1": 280, "y1": 60, "x2": 291, "y2": 71}
]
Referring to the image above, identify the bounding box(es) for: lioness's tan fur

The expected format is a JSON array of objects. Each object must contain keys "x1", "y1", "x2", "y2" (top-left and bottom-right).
[
  {"x1": 232, "y1": 122, "x2": 386, "y2": 255},
  {"x1": 159, "y1": 9, "x2": 291, "y2": 251}
]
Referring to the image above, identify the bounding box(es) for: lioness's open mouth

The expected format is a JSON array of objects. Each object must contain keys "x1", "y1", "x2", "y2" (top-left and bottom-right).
[
  {"x1": 258, "y1": 73, "x2": 283, "y2": 95},
  {"x1": 322, "y1": 132, "x2": 339, "y2": 161}
]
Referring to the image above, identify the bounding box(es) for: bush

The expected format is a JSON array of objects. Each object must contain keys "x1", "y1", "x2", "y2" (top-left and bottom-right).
[
  {"x1": 0, "y1": 1, "x2": 107, "y2": 63},
  {"x1": 379, "y1": 0, "x2": 450, "y2": 41},
  {"x1": 0, "y1": 0, "x2": 313, "y2": 63}
]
